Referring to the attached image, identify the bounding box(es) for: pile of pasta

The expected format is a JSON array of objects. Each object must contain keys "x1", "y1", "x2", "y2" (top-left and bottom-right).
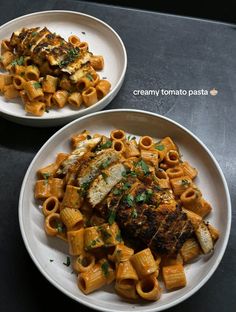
[
  {"x1": 0, "y1": 28, "x2": 111, "y2": 116},
  {"x1": 34, "y1": 130, "x2": 219, "y2": 301}
]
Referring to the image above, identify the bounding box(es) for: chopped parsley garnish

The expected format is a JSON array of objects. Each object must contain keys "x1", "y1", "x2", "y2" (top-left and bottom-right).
[
  {"x1": 59, "y1": 48, "x2": 79, "y2": 67},
  {"x1": 86, "y1": 73, "x2": 93, "y2": 81},
  {"x1": 79, "y1": 182, "x2": 90, "y2": 196},
  {"x1": 33, "y1": 82, "x2": 42, "y2": 89},
  {"x1": 20, "y1": 72, "x2": 25, "y2": 77},
  {"x1": 115, "y1": 231, "x2": 123, "y2": 242},
  {"x1": 31, "y1": 31, "x2": 38, "y2": 36},
  {"x1": 86, "y1": 238, "x2": 100, "y2": 250},
  {"x1": 155, "y1": 144, "x2": 165, "y2": 151},
  {"x1": 101, "y1": 261, "x2": 109, "y2": 277},
  {"x1": 113, "y1": 188, "x2": 122, "y2": 196},
  {"x1": 181, "y1": 179, "x2": 190, "y2": 187},
  {"x1": 127, "y1": 135, "x2": 136, "y2": 141},
  {"x1": 131, "y1": 208, "x2": 138, "y2": 218},
  {"x1": 100, "y1": 158, "x2": 111, "y2": 169},
  {"x1": 122, "y1": 182, "x2": 131, "y2": 190},
  {"x1": 135, "y1": 192, "x2": 147, "y2": 203},
  {"x1": 154, "y1": 184, "x2": 162, "y2": 191},
  {"x1": 135, "y1": 159, "x2": 150, "y2": 175},
  {"x1": 99, "y1": 227, "x2": 111, "y2": 241},
  {"x1": 108, "y1": 210, "x2": 116, "y2": 225},
  {"x1": 42, "y1": 172, "x2": 50, "y2": 185},
  {"x1": 63, "y1": 256, "x2": 71, "y2": 267},
  {"x1": 56, "y1": 222, "x2": 65, "y2": 233},
  {"x1": 100, "y1": 140, "x2": 112, "y2": 149},
  {"x1": 11, "y1": 56, "x2": 24, "y2": 66},
  {"x1": 123, "y1": 194, "x2": 134, "y2": 207},
  {"x1": 101, "y1": 172, "x2": 108, "y2": 181}
]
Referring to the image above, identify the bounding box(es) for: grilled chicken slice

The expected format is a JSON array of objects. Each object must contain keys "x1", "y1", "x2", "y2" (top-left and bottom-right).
[
  {"x1": 56, "y1": 137, "x2": 101, "y2": 176},
  {"x1": 77, "y1": 149, "x2": 119, "y2": 187},
  {"x1": 87, "y1": 163, "x2": 126, "y2": 207},
  {"x1": 10, "y1": 27, "x2": 91, "y2": 74}
]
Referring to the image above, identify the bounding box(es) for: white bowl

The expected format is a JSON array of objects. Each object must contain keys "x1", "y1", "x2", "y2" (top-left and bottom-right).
[
  {"x1": 19, "y1": 109, "x2": 231, "y2": 311},
  {"x1": 0, "y1": 11, "x2": 127, "y2": 127}
]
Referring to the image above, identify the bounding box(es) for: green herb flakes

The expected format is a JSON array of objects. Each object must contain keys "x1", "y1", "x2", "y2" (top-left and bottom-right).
[
  {"x1": 115, "y1": 231, "x2": 123, "y2": 242},
  {"x1": 63, "y1": 256, "x2": 71, "y2": 267},
  {"x1": 181, "y1": 179, "x2": 190, "y2": 187},
  {"x1": 101, "y1": 261, "x2": 109, "y2": 277},
  {"x1": 100, "y1": 140, "x2": 112, "y2": 149},
  {"x1": 11, "y1": 55, "x2": 24, "y2": 66},
  {"x1": 123, "y1": 194, "x2": 134, "y2": 207},
  {"x1": 131, "y1": 208, "x2": 138, "y2": 218},
  {"x1": 108, "y1": 210, "x2": 116, "y2": 225},
  {"x1": 33, "y1": 81, "x2": 42, "y2": 89},
  {"x1": 136, "y1": 159, "x2": 150, "y2": 175},
  {"x1": 86, "y1": 73, "x2": 93, "y2": 81},
  {"x1": 155, "y1": 144, "x2": 165, "y2": 151}
]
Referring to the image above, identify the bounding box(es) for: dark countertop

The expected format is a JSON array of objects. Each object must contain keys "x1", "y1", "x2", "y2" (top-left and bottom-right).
[{"x1": 0, "y1": 0, "x2": 235, "y2": 311}]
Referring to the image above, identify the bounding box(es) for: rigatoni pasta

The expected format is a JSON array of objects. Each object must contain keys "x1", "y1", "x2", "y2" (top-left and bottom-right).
[{"x1": 34, "y1": 129, "x2": 219, "y2": 302}]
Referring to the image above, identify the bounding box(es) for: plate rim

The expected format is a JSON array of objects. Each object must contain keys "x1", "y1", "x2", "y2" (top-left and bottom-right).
[
  {"x1": 18, "y1": 108, "x2": 232, "y2": 312},
  {"x1": 0, "y1": 10, "x2": 127, "y2": 121}
]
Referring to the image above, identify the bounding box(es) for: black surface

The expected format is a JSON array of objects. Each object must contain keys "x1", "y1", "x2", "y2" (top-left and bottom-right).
[{"x1": 0, "y1": 0, "x2": 236, "y2": 311}]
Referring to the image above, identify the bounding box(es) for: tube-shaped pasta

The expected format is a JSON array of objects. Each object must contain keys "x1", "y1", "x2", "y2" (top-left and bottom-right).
[
  {"x1": 43, "y1": 93, "x2": 53, "y2": 108},
  {"x1": 160, "y1": 253, "x2": 183, "y2": 267},
  {"x1": 14, "y1": 65, "x2": 25, "y2": 76},
  {"x1": 131, "y1": 248, "x2": 157, "y2": 278},
  {"x1": 25, "y1": 101, "x2": 45, "y2": 116},
  {"x1": 136, "y1": 274, "x2": 161, "y2": 301},
  {"x1": 180, "y1": 187, "x2": 202, "y2": 210},
  {"x1": 56, "y1": 153, "x2": 69, "y2": 166},
  {"x1": 19, "y1": 90, "x2": 30, "y2": 105},
  {"x1": 0, "y1": 74, "x2": 12, "y2": 91},
  {"x1": 3, "y1": 84, "x2": 18, "y2": 99},
  {"x1": 24, "y1": 56, "x2": 33, "y2": 66},
  {"x1": 91, "y1": 72, "x2": 100, "y2": 86},
  {"x1": 108, "y1": 243, "x2": 134, "y2": 263},
  {"x1": 77, "y1": 76, "x2": 93, "y2": 91},
  {"x1": 59, "y1": 75, "x2": 72, "y2": 91},
  {"x1": 13, "y1": 75, "x2": 25, "y2": 90},
  {"x1": 67, "y1": 228, "x2": 84, "y2": 256},
  {"x1": 25, "y1": 65, "x2": 40, "y2": 81},
  {"x1": 180, "y1": 161, "x2": 198, "y2": 180},
  {"x1": 0, "y1": 51, "x2": 14, "y2": 68},
  {"x1": 90, "y1": 55, "x2": 104, "y2": 70},
  {"x1": 73, "y1": 253, "x2": 95, "y2": 273},
  {"x1": 52, "y1": 90, "x2": 68, "y2": 108},
  {"x1": 39, "y1": 62, "x2": 53, "y2": 76},
  {"x1": 78, "y1": 260, "x2": 114, "y2": 294},
  {"x1": 124, "y1": 139, "x2": 140, "y2": 158},
  {"x1": 23, "y1": 80, "x2": 44, "y2": 101},
  {"x1": 110, "y1": 129, "x2": 126, "y2": 141},
  {"x1": 68, "y1": 34, "x2": 81, "y2": 46},
  {"x1": 197, "y1": 199, "x2": 212, "y2": 217},
  {"x1": 116, "y1": 260, "x2": 139, "y2": 289},
  {"x1": 162, "y1": 264, "x2": 186, "y2": 290},
  {"x1": 60, "y1": 207, "x2": 83, "y2": 230},
  {"x1": 82, "y1": 87, "x2": 97, "y2": 107},
  {"x1": 44, "y1": 213, "x2": 65, "y2": 236},
  {"x1": 170, "y1": 176, "x2": 192, "y2": 196},
  {"x1": 42, "y1": 75, "x2": 58, "y2": 93},
  {"x1": 67, "y1": 92, "x2": 83, "y2": 107},
  {"x1": 42, "y1": 196, "x2": 60, "y2": 216},
  {"x1": 78, "y1": 41, "x2": 88, "y2": 51},
  {"x1": 180, "y1": 238, "x2": 201, "y2": 263},
  {"x1": 166, "y1": 166, "x2": 184, "y2": 179},
  {"x1": 98, "y1": 223, "x2": 123, "y2": 247},
  {"x1": 164, "y1": 150, "x2": 180, "y2": 167},
  {"x1": 155, "y1": 169, "x2": 170, "y2": 189},
  {"x1": 50, "y1": 178, "x2": 64, "y2": 199},
  {"x1": 1, "y1": 39, "x2": 11, "y2": 53},
  {"x1": 115, "y1": 282, "x2": 138, "y2": 299},
  {"x1": 61, "y1": 185, "x2": 83, "y2": 209},
  {"x1": 155, "y1": 137, "x2": 177, "y2": 161},
  {"x1": 95, "y1": 80, "x2": 111, "y2": 100},
  {"x1": 37, "y1": 163, "x2": 57, "y2": 179},
  {"x1": 34, "y1": 179, "x2": 51, "y2": 199},
  {"x1": 139, "y1": 136, "x2": 153, "y2": 150},
  {"x1": 84, "y1": 226, "x2": 104, "y2": 251},
  {"x1": 112, "y1": 140, "x2": 125, "y2": 154},
  {"x1": 141, "y1": 150, "x2": 159, "y2": 167}
]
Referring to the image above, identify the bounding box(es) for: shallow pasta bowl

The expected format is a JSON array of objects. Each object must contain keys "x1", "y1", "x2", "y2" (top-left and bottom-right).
[
  {"x1": 0, "y1": 11, "x2": 127, "y2": 127},
  {"x1": 19, "y1": 109, "x2": 231, "y2": 311}
]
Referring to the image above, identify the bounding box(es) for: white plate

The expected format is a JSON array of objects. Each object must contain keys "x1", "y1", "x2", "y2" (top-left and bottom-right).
[
  {"x1": 19, "y1": 109, "x2": 231, "y2": 311},
  {"x1": 0, "y1": 11, "x2": 127, "y2": 127}
]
